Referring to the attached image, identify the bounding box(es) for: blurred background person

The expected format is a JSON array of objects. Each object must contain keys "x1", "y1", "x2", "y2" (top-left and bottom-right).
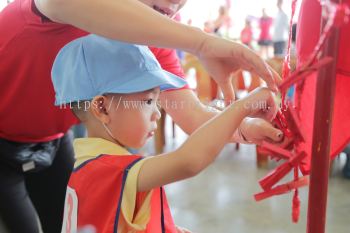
[
  {"x1": 212, "y1": 5, "x2": 231, "y2": 37},
  {"x1": 272, "y1": 0, "x2": 289, "y2": 57},
  {"x1": 240, "y1": 18, "x2": 253, "y2": 48},
  {"x1": 258, "y1": 8, "x2": 273, "y2": 59}
]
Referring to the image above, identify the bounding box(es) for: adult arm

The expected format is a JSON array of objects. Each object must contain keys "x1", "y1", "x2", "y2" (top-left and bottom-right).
[{"x1": 35, "y1": 0, "x2": 281, "y2": 101}]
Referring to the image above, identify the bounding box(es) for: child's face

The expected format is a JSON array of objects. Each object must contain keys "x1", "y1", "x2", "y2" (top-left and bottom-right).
[
  {"x1": 105, "y1": 88, "x2": 161, "y2": 148},
  {"x1": 139, "y1": 0, "x2": 187, "y2": 18}
]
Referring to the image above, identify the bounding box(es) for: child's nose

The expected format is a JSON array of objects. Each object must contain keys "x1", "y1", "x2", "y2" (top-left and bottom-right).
[{"x1": 152, "y1": 107, "x2": 161, "y2": 121}]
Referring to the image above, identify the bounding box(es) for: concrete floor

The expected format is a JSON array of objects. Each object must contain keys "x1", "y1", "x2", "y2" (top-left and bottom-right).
[{"x1": 166, "y1": 146, "x2": 350, "y2": 233}]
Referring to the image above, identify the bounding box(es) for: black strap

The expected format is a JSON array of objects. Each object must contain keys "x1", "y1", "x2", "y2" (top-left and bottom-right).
[{"x1": 160, "y1": 187, "x2": 166, "y2": 233}]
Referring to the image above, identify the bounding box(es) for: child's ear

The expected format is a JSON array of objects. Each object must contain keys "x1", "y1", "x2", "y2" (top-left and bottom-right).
[{"x1": 91, "y1": 96, "x2": 110, "y2": 124}]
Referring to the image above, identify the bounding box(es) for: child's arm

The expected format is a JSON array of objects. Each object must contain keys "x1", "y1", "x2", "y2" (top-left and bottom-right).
[
  {"x1": 161, "y1": 89, "x2": 282, "y2": 144},
  {"x1": 137, "y1": 87, "x2": 277, "y2": 192}
]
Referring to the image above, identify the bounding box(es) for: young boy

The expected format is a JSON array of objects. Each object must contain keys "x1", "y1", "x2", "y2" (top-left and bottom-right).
[
  {"x1": 0, "y1": 1, "x2": 280, "y2": 232},
  {"x1": 52, "y1": 34, "x2": 278, "y2": 233}
]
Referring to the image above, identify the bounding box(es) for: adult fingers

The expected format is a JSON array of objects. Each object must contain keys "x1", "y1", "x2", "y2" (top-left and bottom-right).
[{"x1": 218, "y1": 78, "x2": 235, "y2": 106}]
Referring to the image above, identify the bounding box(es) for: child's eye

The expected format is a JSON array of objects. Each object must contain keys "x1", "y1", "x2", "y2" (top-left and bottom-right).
[{"x1": 145, "y1": 99, "x2": 153, "y2": 105}]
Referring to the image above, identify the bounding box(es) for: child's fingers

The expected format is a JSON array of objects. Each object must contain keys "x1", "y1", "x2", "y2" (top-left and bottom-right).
[
  {"x1": 264, "y1": 126, "x2": 284, "y2": 143},
  {"x1": 264, "y1": 134, "x2": 293, "y2": 148}
]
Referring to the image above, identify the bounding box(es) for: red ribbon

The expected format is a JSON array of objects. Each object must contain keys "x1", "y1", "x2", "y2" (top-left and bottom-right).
[
  {"x1": 260, "y1": 141, "x2": 293, "y2": 160},
  {"x1": 278, "y1": 56, "x2": 333, "y2": 92},
  {"x1": 254, "y1": 176, "x2": 309, "y2": 202},
  {"x1": 273, "y1": 111, "x2": 294, "y2": 138},
  {"x1": 259, "y1": 152, "x2": 307, "y2": 191},
  {"x1": 255, "y1": 1, "x2": 350, "y2": 224}
]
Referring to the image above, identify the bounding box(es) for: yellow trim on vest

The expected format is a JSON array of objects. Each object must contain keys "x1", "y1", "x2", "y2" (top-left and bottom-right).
[
  {"x1": 73, "y1": 137, "x2": 130, "y2": 167},
  {"x1": 122, "y1": 157, "x2": 153, "y2": 230}
]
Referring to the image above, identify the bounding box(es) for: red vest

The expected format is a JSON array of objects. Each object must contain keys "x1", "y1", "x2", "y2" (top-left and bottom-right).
[{"x1": 62, "y1": 155, "x2": 176, "y2": 233}]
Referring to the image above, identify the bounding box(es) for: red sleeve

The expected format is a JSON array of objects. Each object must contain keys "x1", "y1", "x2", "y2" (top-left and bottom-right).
[{"x1": 149, "y1": 47, "x2": 190, "y2": 90}]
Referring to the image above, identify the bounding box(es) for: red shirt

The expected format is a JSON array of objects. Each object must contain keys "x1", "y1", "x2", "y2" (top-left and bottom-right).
[
  {"x1": 0, "y1": 0, "x2": 87, "y2": 142},
  {"x1": 259, "y1": 17, "x2": 273, "y2": 41},
  {"x1": 240, "y1": 27, "x2": 253, "y2": 45},
  {"x1": 0, "y1": 0, "x2": 188, "y2": 142},
  {"x1": 149, "y1": 46, "x2": 189, "y2": 90}
]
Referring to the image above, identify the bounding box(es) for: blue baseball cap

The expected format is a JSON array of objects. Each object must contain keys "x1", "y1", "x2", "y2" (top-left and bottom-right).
[{"x1": 52, "y1": 34, "x2": 187, "y2": 106}]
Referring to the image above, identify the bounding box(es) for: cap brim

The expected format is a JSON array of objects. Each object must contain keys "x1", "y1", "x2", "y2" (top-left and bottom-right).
[{"x1": 102, "y1": 69, "x2": 188, "y2": 94}]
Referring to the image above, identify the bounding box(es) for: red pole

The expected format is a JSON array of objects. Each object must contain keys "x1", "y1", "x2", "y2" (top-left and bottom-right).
[{"x1": 306, "y1": 1, "x2": 340, "y2": 232}]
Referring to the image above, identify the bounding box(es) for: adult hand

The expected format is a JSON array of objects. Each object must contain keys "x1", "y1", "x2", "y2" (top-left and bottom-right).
[{"x1": 196, "y1": 35, "x2": 281, "y2": 104}]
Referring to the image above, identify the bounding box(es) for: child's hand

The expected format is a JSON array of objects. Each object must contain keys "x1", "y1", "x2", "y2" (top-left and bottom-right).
[
  {"x1": 238, "y1": 118, "x2": 283, "y2": 145},
  {"x1": 240, "y1": 87, "x2": 278, "y2": 121}
]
